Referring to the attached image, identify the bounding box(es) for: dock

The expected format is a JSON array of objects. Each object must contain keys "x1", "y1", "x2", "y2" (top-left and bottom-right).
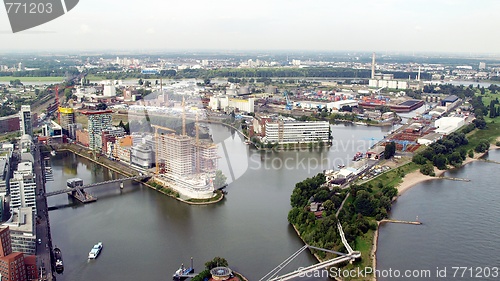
[
  {"x1": 437, "y1": 176, "x2": 471, "y2": 182},
  {"x1": 380, "y1": 219, "x2": 422, "y2": 225},
  {"x1": 478, "y1": 159, "x2": 500, "y2": 165}
]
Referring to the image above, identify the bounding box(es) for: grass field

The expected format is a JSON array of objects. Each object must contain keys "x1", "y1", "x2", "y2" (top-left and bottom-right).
[{"x1": 0, "y1": 76, "x2": 65, "y2": 82}]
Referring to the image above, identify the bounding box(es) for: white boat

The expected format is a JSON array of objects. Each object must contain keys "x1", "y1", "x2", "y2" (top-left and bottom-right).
[{"x1": 88, "y1": 242, "x2": 103, "y2": 259}]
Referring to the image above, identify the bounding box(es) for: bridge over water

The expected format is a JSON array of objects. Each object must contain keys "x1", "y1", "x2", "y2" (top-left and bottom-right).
[{"x1": 44, "y1": 175, "x2": 151, "y2": 197}]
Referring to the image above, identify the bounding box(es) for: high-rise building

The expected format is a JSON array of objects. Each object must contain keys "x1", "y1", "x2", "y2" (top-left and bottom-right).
[
  {"x1": 59, "y1": 107, "x2": 76, "y2": 137},
  {"x1": 19, "y1": 105, "x2": 32, "y2": 137},
  {"x1": 158, "y1": 134, "x2": 193, "y2": 176},
  {"x1": 82, "y1": 110, "x2": 113, "y2": 152},
  {"x1": 9, "y1": 162, "x2": 36, "y2": 210},
  {"x1": 0, "y1": 227, "x2": 37, "y2": 281}
]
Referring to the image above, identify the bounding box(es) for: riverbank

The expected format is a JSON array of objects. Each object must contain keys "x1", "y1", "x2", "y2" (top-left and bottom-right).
[{"x1": 371, "y1": 144, "x2": 500, "y2": 279}]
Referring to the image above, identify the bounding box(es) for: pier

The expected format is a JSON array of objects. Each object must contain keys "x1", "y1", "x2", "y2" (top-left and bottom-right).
[
  {"x1": 380, "y1": 219, "x2": 422, "y2": 225},
  {"x1": 478, "y1": 158, "x2": 500, "y2": 165},
  {"x1": 437, "y1": 176, "x2": 471, "y2": 182}
]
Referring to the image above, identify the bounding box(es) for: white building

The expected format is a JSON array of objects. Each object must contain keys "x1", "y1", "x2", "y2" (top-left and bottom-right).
[
  {"x1": 2, "y1": 207, "x2": 35, "y2": 255},
  {"x1": 209, "y1": 96, "x2": 255, "y2": 113},
  {"x1": 19, "y1": 105, "x2": 32, "y2": 137},
  {"x1": 265, "y1": 120, "x2": 330, "y2": 144},
  {"x1": 9, "y1": 162, "x2": 36, "y2": 210},
  {"x1": 434, "y1": 117, "x2": 465, "y2": 135}
]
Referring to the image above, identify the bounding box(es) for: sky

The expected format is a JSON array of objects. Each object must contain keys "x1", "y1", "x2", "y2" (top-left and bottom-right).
[{"x1": 0, "y1": 0, "x2": 499, "y2": 54}]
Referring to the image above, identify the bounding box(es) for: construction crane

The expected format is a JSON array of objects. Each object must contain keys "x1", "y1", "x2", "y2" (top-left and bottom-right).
[
  {"x1": 151, "y1": 124, "x2": 176, "y2": 175},
  {"x1": 283, "y1": 91, "x2": 293, "y2": 110}
]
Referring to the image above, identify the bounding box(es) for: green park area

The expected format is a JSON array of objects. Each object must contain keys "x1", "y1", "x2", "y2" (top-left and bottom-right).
[{"x1": 0, "y1": 76, "x2": 65, "y2": 83}]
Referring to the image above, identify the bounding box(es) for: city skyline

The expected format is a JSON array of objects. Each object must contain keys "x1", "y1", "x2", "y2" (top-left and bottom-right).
[{"x1": 0, "y1": 0, "x2": 499, "y2": 54}]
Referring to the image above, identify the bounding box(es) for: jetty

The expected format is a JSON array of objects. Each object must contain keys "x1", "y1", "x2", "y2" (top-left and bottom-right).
[{"x1": 380, "y1": 219, "x2": 422, "y2": 225}]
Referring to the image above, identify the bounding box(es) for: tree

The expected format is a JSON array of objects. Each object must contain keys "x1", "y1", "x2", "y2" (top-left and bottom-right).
[
  {"x1": 64, "y1": 88, "x2": 73, "y2": 102},
  {"x1": 384, "y1": 142, "x2": 396, "y2": 159},
  {"x1": 433, "y1": 154, "x2": 447, "y2": 170},
  {"x1": 205, "y1": 257, "x2": 228, "y2": 270},
  {"x1": 213, "y1": 170, "x2": 227, "y2": 189}
]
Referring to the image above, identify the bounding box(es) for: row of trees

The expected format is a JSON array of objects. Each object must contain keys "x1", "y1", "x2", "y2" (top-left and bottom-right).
[{"x1": 413, "y1": 132, "x2": 471, "y2": 171}]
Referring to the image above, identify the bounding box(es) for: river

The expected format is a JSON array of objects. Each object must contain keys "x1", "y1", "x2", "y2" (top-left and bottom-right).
[
  {"x1": 377, "y1": 150, "x2": 500, "y2": 280},
  {"x1": 45, "y1": 123, "x2": 391, "y2": 281}
]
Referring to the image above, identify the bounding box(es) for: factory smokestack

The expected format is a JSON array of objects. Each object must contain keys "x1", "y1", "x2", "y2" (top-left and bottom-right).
[{"x1": 371, "y1": 52, "x2": 376, "y2": 79}]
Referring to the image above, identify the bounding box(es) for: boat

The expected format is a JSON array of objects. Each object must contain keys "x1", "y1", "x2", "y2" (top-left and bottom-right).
[
  {"x1": 54, "y1": 247, "x2": 64, "y2": 274},
  {"x1": 88, "y1": 242, "x2": 103, "y2": 259}
]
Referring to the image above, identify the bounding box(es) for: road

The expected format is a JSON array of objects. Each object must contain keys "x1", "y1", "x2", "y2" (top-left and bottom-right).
[{"x1": 34, "y1": 143, "x2": 55, "y2": 281}]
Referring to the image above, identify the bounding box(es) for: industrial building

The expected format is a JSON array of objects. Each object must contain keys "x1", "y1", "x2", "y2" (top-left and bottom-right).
[
  {"x1": 264, "y1": 119, "x2": 330, "y2": 144},
  {"x1": 434, "y1": 117, "x2": 465, "y2": 135},
  {"x1": 0, "y1": 114, "x2": 20, "y2": 134}
]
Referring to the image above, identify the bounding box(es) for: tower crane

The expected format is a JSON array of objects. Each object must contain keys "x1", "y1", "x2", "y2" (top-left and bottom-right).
[{"x1": 151, "y1": 124, "x2": 176, "y2": 175}]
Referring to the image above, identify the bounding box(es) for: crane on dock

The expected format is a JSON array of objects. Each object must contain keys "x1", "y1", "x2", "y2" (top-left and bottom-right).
[{"x1": 151, "y1": 124, "x2": 176, "y2": 174}]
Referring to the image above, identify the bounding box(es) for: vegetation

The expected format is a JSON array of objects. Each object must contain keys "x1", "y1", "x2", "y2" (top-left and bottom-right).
[
  {"x1": 213, "y1": 170, "x2": 227, "y2": 189},
  {"x1": 384, "y1": 142, "x2": 396, "y2": 159},
  {"x1": 412, "y1": 132, "x2": 469, "y2": 170},
  {"x1": 205, "y1": 257, "x2": 229, "y2": 270},
  {"x1": 288, "y1": 172, "x2": 397, "y2": 260}
]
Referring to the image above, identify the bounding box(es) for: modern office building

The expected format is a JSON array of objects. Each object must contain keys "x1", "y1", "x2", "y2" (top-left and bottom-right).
[
  {"x1": 9, "y1": 162, "x2": 36, "y2": 210},
  {"x1": 131, "y1": 144, "x2": 155, "y2": 168},
  {"x1": 0, "y1": 226, "x2": 37, "y2": 281},
  {"x1": 158, "y1": 134, "x2": 193, "y2": 176},
  {"x1": 82, "y1": 110, "x2": 113, "y2": 152},
  {"x1": 19, "y1": 105, "x2": 32, "y2": 137},
  {"x1": 59, "y1": 107, "x2": 76, "y2": 137},
  {"x1": 264, "y1": 120, "x2": 330, "y2": 144}
]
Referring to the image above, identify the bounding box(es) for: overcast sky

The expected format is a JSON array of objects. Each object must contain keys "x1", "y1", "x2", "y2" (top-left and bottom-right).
[{"x1": 0, "y1": 0, "x2": 499, "y2": 54}]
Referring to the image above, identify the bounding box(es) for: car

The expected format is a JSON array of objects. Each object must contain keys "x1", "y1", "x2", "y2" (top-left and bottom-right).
[{"x1": 38, "y1": 239, "x2": 42, "y2": 245}]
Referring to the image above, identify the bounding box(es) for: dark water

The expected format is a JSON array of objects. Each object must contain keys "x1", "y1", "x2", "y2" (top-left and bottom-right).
[
  {"x1": 46, "y1": 123, "x2": 390, "y2": 281},
  {"x1": 377, "y1": 150, "x2": 500, "y2": 280}
]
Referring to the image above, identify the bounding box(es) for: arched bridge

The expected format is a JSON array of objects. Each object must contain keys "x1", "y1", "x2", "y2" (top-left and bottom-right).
[{"x1": 45, "y1": 175, "x2": 151, "y2": 197}]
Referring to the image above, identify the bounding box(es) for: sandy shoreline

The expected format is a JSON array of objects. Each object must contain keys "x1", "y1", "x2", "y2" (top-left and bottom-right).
[{"x1": 371, "y1": 145, "x2": 499, "y2": 279}]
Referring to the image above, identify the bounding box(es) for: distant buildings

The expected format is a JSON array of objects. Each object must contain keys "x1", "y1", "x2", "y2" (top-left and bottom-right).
[
  {"x1": 0, "y1": 114, "x2": 21, "y2": 134},
  {"x1": 19, "y1": 105, "x2": 32, "y2": 137}
]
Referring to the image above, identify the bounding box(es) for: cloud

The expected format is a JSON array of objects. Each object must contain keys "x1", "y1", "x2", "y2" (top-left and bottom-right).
[{"x1": 146, "y1": 28, "x2": 155, "y2": 35}]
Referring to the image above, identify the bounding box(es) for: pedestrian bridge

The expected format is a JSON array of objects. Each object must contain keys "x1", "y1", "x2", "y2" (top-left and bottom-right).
[
  {"x1": 45, "y1": 175, "x2": 151, "y2": 197},
  {"x1": 259, "y1": 222, "x2": 360, "y2": 281}
]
